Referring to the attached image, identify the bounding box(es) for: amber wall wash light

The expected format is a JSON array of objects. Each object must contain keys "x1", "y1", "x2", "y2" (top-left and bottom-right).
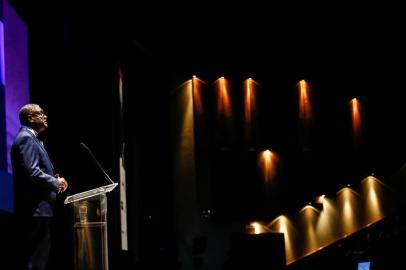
[
  {"x1": 172, "y1": 76, "x2": 396, "y2": 266},
  {"x1": 350, "y1": 98, "x2": 362, "y2": 148},
  {"x1": 265, "y1": 176, "x2": 394, "y2": 265}
]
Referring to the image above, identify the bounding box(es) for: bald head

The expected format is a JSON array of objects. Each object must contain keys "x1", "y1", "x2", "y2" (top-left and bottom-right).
[{"x1": 18, "y1": 104, "x2": 48, "y2": 133}]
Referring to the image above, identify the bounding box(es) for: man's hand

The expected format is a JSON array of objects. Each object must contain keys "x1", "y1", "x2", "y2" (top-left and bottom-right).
[{"x1": 56, "y1": 174, "x2": 69, "y2": 193}]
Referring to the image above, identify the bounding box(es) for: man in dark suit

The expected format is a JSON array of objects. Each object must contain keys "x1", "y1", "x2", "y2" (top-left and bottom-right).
[{"x1": 11, "y1": 104, "x2": 68, "y2": 270}]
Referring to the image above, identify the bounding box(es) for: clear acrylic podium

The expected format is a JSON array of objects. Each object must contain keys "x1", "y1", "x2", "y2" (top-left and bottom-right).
[{"x1": 64, "y1": 183, "x2": 118, "y2": 270}]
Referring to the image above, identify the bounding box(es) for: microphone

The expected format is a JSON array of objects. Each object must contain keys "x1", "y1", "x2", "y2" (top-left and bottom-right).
[{"x1": 80, "y1": 142, "x2": 115, "y2": 184}]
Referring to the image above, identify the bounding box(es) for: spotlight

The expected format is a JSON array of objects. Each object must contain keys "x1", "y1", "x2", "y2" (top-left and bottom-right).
[
  {"x1": 315, "y1": 194, "x2": 325, "y2": 204},
  {"x1": 314, "y1": 194, "x2": 325, "y2": 210}
]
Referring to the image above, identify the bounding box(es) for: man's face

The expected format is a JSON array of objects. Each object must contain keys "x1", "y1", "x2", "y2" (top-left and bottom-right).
[{"x1": 28, "y1": 106, "x2": 48, "y2": 133}]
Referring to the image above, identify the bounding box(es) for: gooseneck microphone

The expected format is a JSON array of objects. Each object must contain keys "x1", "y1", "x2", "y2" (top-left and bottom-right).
[{"x1": 80, "y1": 142, "x2": 115, "y2": 184}]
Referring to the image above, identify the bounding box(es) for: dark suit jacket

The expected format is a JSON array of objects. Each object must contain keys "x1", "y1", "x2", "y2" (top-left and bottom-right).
[{"x1": 11, "y1": 126, "x2": 59, "y2": 217}]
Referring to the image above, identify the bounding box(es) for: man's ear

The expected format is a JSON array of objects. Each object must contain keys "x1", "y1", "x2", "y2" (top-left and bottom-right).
[{"x1": 27, "y1": 115, "x2": 34, "y2": 124}]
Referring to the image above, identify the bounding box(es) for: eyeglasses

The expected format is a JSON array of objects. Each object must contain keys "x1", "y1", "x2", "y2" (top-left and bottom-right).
[{"x1": 30, "y1": 111, "x2": 46, "y2": 118}]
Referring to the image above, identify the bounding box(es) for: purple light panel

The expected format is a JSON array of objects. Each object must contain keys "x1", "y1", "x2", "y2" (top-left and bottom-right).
[
  {"x1": 0, "y1": 0, "x2": 29, "y2": 212},
  {"x1": 4, "y1": 0, "x2": 29, "y2": 173}
]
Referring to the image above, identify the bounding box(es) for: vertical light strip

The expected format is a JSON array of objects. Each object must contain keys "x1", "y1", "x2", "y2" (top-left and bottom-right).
[
  {"x1": 4, "y1": 0, "x2": 30, "y2": 174},
  {"x1": 298, "y1": 79, "x2": 312, "y2": 124},
  {"x1": 0, "y1": 21, "x2": 5, "y2": 85},
  {"x1": 118, "y1": 68, "x2": 128, "y2": 250},
  {"x1": 268, "y1": 215, "x2": 296, "y2": 264},
  {"x1": 258, "y1": 149, "x2": 278, "y2": 183},
  {"x1": 243, "y1": 78, "x2": 257, "y2": 147},
  {"x1": 192, "y1": 76, "x2": 204, "y2": 115},
  {"x1": 1, "y1": 0, "x2": 30, "y2": 213},
  {"x1": 350, "y1": 98, "x2": 362, "y2": 147},
  {"x1": 0, "y1": 20, "x2": 6, "y2": 171},
  {"x1": 297, "y1": 79, "x2": 313, "y2": 151},
  {"x1": 216, "y1": 77, "x2": 232, "y2": 119},
  {"x1": 244, "y1": 78, "x2": 255, "y2": 126}
]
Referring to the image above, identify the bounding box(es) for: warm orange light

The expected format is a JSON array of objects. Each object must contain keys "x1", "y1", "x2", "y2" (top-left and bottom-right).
[
  {"x1": 278, "y1": 177, "x2": 393, "y2": 266},
  {"x1": 175, "y1": 80, "x2": 195, "y2": 165},
  {"x1": 244, "y1": 78, "x2": 257, "y2": 124},
  {"x1": 361, "y1": 176, "x2": 384, "y2": 223},
  {"x1": 298, "y1": 80, "x2": 312, "y2": 124},
  {"x1": 192, "y1": 76, "x2": 204, "y2": 115},
  {"x1": 298, "y1": 204, "x2": 319, "y2": 255},
  {"x1": 268, "y1": 215, "x2": 296, "y2": 263},
  {"x1": 337, "y1": 187, "x2": 360, "y2": 235},
  {"x1": 247, "y1": 221, "x2": 268, "y2": 234},
  {"x1": 258, "y1": 150, "x2": 279, "y2": 183},
  {"x1": 243, "y1": 78, "x2": 259, "y2": 147},
  {"x1": 253, "y1": 222, "x2": 262, "y2": 234},
  {"x1": 316, "y1": 197, "x2": 339, "y2": 246},
  {"x1": 315, "y1": 194, "x2": 325, "y2": 204},
  {"x1": 349, "y1": 98, "x2": 362, "y2": 146},
  {"x1": 215, "y1": 77, "x2": 232, "y2": 119}
]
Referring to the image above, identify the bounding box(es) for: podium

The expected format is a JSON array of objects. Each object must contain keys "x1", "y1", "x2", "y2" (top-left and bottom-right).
[{"x1": 64, "y1": 183, "x2": 118, "y2": 270}]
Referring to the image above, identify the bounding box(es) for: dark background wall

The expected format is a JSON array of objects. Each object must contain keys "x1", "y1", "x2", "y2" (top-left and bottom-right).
[{"x1": 3, "y1": 1, "x2": 406, "y2": 269}]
